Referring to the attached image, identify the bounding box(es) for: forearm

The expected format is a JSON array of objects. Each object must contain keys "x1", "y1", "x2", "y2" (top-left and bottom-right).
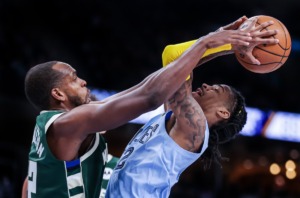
[
  {"x1": 99, "y1": 70, "x2": 159, "y2": 103},
  {"x1": 197, "y1": 50, "x2": 234, "y2": 66}
]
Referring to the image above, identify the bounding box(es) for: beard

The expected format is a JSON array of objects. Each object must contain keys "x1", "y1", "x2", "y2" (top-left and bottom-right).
[
  {"x1": 89, "y1": 93, "x2": 98, "y2": 102},
  {"x1": 68, "y1": 95, "x2": 84, "y2": 107},
  {"x1": 68, "y1": 93, "x2": 91, "y2": 107}
]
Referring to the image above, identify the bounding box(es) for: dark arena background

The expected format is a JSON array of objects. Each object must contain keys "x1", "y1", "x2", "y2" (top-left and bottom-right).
[{"x1": 1, "y1": 0, "x2": 300, "y2": 197}]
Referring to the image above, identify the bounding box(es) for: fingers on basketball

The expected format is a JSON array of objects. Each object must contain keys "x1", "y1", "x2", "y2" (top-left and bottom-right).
[{"x1": 235, "y1": 15, "x2": 292, "y2": 74}]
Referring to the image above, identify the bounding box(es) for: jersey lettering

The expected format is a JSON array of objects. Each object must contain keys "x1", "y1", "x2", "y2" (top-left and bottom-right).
[
  {"x1": 128, "y1": 128, "x2": 143, "y2": 145},
  {"x1": 37, "y1": 143, "x2": 44, "y2": 158},
  {"x1": 115, "y1": 124, "x2": 159, "y2": 170},
  {"x1": 139, "y1": 124, "x2": 159, "y2": 144},
  {"x1": 32, "y1": 125, "x2": 45, "y2": 158},
  {"x1": 128, "y1": 124, "x2": 159, "y2": 145},
  {"x1": 99, "y1": 188, "x2": 106, "y2": 198}
]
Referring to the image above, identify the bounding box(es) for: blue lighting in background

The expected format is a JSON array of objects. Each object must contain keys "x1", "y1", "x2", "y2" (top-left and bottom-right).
[
  {"x1": 91, "y1": 88, "x2": 300, "y2": 143},
  {"x1": 292, "y1": 38, "x2": 300, "y2": 52}
]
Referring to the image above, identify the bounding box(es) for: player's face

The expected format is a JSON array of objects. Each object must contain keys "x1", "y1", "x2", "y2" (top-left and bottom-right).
[
  {"x1": 192, "y1": 83, "x2": 233, "y2": 113},
  {"x1": 53, "y1": 62, "x2": 91, "y2": 108}
]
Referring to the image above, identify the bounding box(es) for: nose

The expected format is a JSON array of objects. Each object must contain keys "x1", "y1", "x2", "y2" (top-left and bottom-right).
[
  {"x1": 81, "y1": 78, "x2": 87, "y2": 87},
  {"x1": 202, "y1": 83, "x2": 209, "y2": 89},
  {"x1": 202, "y1": 83, "x2": 213, "y2": 91}
]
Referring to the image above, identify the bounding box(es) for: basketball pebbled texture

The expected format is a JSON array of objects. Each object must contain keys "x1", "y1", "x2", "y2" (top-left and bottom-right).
[{"x1": 235, "y1": 15, "x2": 292, "y2": 74}]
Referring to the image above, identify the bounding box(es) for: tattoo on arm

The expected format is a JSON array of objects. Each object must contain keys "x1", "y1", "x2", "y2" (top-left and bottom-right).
[{"x1": 168, "y1": 81, "x2": 206, "y2": 151}]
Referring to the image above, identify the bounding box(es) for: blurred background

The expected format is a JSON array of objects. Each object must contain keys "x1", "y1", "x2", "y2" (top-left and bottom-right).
[{"x1": 0, "y1": 0, "x2": 300, "y2": 197}]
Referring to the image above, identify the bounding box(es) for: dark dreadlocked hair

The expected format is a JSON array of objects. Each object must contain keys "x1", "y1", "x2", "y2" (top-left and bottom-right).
[{"x1": 200, "y1": 86, "x2": 247, "y2": 170}]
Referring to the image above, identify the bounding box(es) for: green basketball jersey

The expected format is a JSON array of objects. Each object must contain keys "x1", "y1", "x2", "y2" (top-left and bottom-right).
[
  {"x1": 27, "y1": 110, "x2": 108, "y2": 198},
  {"x1": 99, "y1": 154, "x2": 119, "y2": 198}
]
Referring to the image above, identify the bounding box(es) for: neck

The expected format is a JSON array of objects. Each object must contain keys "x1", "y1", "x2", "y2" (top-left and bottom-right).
[{"x1": 165, "y1": 114, "x2": 176, "y2": 134}]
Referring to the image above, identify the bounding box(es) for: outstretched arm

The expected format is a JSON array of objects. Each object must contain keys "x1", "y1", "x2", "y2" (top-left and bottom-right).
[
  {"x1": 51, "y1": 17, "x2": 254, "y2": 161},
  {"x1": 56, "y1": 29, "x2": 252, "y2": 131}
]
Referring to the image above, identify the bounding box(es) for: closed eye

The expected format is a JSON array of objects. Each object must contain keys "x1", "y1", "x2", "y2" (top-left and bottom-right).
[
  {"x1": 216, "y1": 84, "x2": 225, "y2": 93},
  {"x1": 72, "y1": 71, "x2": 78, "y2": 81}
]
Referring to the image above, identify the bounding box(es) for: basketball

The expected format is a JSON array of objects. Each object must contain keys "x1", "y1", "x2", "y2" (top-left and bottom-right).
[{"x1": 235, "y1": 15, "x2": 292, "y2": 74}]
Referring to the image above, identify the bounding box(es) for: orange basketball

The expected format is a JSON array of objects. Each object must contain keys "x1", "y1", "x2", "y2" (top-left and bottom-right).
[{"x1": 235, "y1": 15, "x2": 292, "y2": 74}]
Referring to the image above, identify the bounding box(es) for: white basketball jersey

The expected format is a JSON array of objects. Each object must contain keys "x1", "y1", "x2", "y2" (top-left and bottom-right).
[{"x1": 106, "y1": 111, "x2": 209, "y2": 198}]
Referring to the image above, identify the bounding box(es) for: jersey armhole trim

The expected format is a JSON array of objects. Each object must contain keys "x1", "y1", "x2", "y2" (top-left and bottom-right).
[{"x1": 45, "y1": 112, "x2": 64, "y2": 134}]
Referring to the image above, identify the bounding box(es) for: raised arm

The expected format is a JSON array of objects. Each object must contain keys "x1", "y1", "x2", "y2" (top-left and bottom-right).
[
  {"x1": 51, "y1": 18, "x2": 256, "y2": 160},
  {"x1": 162, "y1": 16, "x2": 279, "y2": 71},
  {"x1": 55, "y1": 29, "x2": 252, "y2": 133}
]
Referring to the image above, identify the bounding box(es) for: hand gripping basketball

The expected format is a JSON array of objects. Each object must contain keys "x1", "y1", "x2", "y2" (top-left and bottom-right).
[{"x1": 235, "y1": 15, "x2": 292, "y2": 74}]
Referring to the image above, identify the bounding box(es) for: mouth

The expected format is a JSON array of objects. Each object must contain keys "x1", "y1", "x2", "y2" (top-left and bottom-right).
[{"x1": 196, "y1": 87, "x2": 204, "y2": 96}]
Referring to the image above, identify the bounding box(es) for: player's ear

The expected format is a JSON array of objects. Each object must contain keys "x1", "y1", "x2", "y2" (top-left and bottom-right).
[
  {"x1": 216, "y1": 107, "x2": 230, "y2": 119},
  {"x1": 51, "y1": 88, "x2": 66, "y2": 102}
]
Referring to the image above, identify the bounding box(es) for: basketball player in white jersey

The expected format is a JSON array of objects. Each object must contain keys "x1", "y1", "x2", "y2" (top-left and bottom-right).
[{"x1": 105, "y1": 17, "x2": 279, "y2": 197}]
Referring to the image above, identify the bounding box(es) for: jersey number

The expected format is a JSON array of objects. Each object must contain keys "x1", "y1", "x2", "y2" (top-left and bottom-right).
[
  {"x1": 28, "y1": 160, "x2": 37, "y2": 198},
  {"x1": 115, "y1": 147, "x2": 134, "y2": 170}
]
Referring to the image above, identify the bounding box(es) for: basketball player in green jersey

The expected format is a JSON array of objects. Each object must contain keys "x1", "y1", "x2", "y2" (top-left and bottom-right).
[
  {"x1": 99, "y1": 154, "x2": 119, "y2": 198},
  {"x1": 22, "y1": 153, "x2": 119, "y2": 198}
]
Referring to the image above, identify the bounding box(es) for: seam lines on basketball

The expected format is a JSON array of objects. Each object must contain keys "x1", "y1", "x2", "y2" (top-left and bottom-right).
[
  {"x1": 237, "y1": 56, "x2": 283, "y2": 66},
  {"x1": 277, "y1": 20, "x2": 292, "y2": 52},
  {"x1": 255, "y1": 19, "x2": 286, "y2": 70},
  {"x1": 235, "y1": 15, "x2": 291, "y2": 73},
  {"x1": 236, "y1": 54, "x2": 282, "y2": 72},
  {"x1": 257, "y1": 18, "x2": 290, "y2": 55},
  {"x1": 255, "y1": 46, "x2": 289, "y2": 58}
]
